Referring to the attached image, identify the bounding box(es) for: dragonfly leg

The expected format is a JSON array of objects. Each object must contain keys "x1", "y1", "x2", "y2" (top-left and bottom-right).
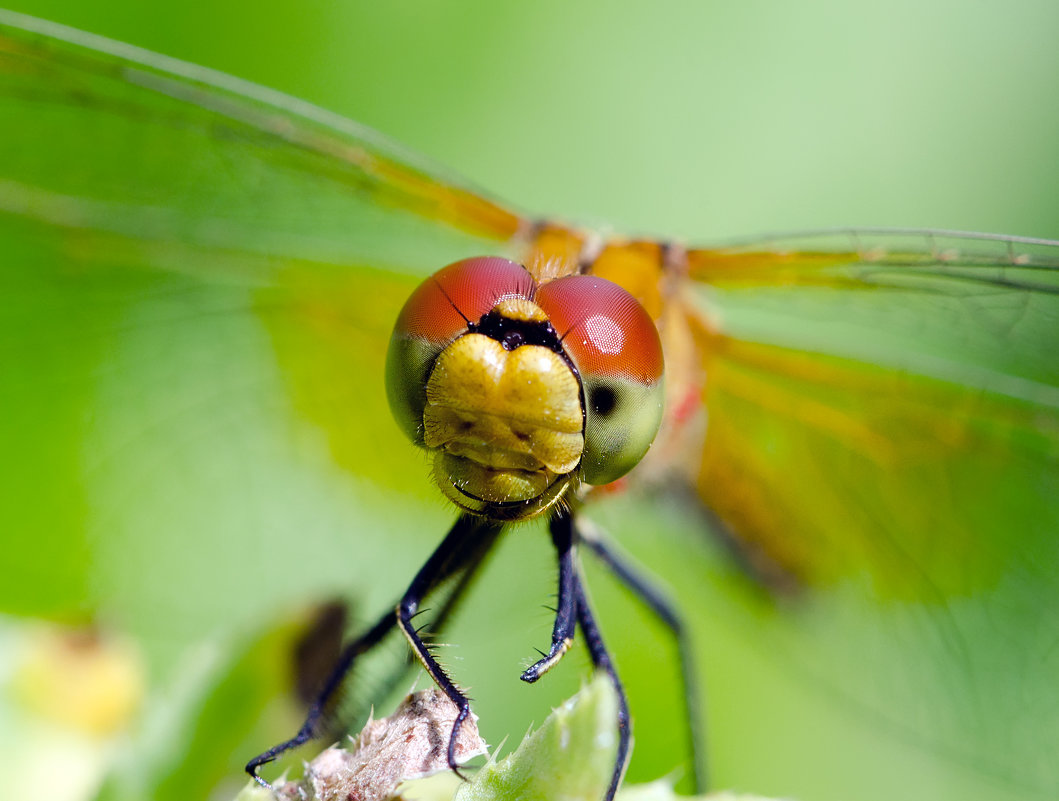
[
  {"x1": 580, "y1": 524, "x2": 706, "y2": 792},
  {"x1": 245, "y1": 604, "x2": 399, "y2": 787},
  {"x1": 397, "y1": 514, "x2": 503, "y2": 779},
  {"x1": 333, "y1": 515, "x2": 506, "y2": 735},
  {"x1": 246, "y1": 514, "x2": 500, "y2": 787},
  {"x1": 572, "y1": 563, "x2": 630, "y2": 801},
  {"x1": 520, "y1": 509, "x2": 578, "y2": 682}
]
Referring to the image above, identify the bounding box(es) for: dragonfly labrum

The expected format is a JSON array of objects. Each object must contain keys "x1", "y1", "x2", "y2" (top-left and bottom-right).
[{"x1": 1, "y1": 10, "x2": 1058, "y2": 801}]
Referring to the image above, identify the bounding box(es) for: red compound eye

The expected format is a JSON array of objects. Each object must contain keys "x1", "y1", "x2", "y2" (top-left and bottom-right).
[
  {"x1": 536, "y1": 274, "x2": 665, "y2": 486},
  {"x1": 536, "y1": 275, "x2": 663, "y2": 385},
  {"x1": 394, "y1": 257, "x2": 537, "y2": 345},
  {"x1": 387, "y1": 257, "x2": 538, "y2": 445}
]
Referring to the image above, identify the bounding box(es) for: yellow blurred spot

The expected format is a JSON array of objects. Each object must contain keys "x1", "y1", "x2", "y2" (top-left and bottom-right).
[{"x1": 12, "y1": 626, "x2": 144, "y2": 737}]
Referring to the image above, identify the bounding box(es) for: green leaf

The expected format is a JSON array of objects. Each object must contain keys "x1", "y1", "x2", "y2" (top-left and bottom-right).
[
  {"x1": 456, "y1": 674, "x2": 619, "y2": 801},
  {"x1": 455, "y1": 675, "x2": 785, "y2": 801}
]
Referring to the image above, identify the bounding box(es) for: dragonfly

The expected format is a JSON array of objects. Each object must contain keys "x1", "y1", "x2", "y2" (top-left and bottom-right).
[{"x1": 1, "y1": 9, "x2": 1058, "y2": 801}]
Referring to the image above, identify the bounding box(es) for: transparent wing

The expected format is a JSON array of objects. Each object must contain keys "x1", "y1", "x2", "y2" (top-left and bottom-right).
[
  {"x1": 676, "y1": 229, "x2": 1059, "y2": 796},
  {"x1": 0, "y1": 11, "x2": 531, "y2": 623}
]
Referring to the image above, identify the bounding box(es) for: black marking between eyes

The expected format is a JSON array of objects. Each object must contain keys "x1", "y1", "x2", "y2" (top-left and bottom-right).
[{"x1": 472, "y1": 310, "x2": 564, "y2": 353}]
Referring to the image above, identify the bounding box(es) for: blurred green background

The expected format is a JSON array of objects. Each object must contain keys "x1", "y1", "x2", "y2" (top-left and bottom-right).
[
  {"x1": 2, "y1": 2, "x2": 1058, "y2": 801},
  {"x1": 6, "y1": 0, "x2": 1059, "y2": 242}
]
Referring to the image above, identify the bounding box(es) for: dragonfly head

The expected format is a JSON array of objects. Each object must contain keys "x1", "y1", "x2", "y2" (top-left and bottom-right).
[{"x1": 386, "y1": 257, "x2": 664, "y2": 521}]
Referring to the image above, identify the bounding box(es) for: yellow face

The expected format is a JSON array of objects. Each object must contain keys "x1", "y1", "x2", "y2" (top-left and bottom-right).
[
  {"x1": 425, "y1": 331, "x2": 584, "y2": 513},
  {"x1": 386, "y1": 257, "x2": 665, "y2": 521}
]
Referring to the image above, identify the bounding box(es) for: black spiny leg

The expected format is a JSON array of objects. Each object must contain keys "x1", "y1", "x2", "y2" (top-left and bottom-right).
[
  {"x1": 518, "y1": 508, "x2": 634, "y2": 800},
  {"x1": 521, "y1": 509, "x2": 578, "y2": 683},
  {"x1": 397, "y1": 514, "x2": 503, "y2": 778},
  {"x1": 246, "y1": 601, "x2": 397, "y2": 786},
  {"x1": 573, "y1": 566, "x2": 630, "y2": 801},
  {"x1": 581, "y1": 524, "x2": 706, "y2": 791},
  {"x1": 247, "y1": 514, "x2": 500, "y2": 787}
]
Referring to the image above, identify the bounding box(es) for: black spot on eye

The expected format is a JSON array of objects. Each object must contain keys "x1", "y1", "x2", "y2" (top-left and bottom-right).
[{"x1": 589, "y1": 385, "x2": 617, "y2": 417}]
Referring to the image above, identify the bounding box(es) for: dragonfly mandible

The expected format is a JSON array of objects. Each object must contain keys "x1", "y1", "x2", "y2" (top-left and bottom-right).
[{"x1": 1, "y1": 10, "x2": 1058, "y2": 801}]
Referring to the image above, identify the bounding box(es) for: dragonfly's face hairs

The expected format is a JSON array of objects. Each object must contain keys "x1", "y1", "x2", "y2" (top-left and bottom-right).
[{"x1": 386, "y1": 257, "x2": 665, "y2": 521}]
